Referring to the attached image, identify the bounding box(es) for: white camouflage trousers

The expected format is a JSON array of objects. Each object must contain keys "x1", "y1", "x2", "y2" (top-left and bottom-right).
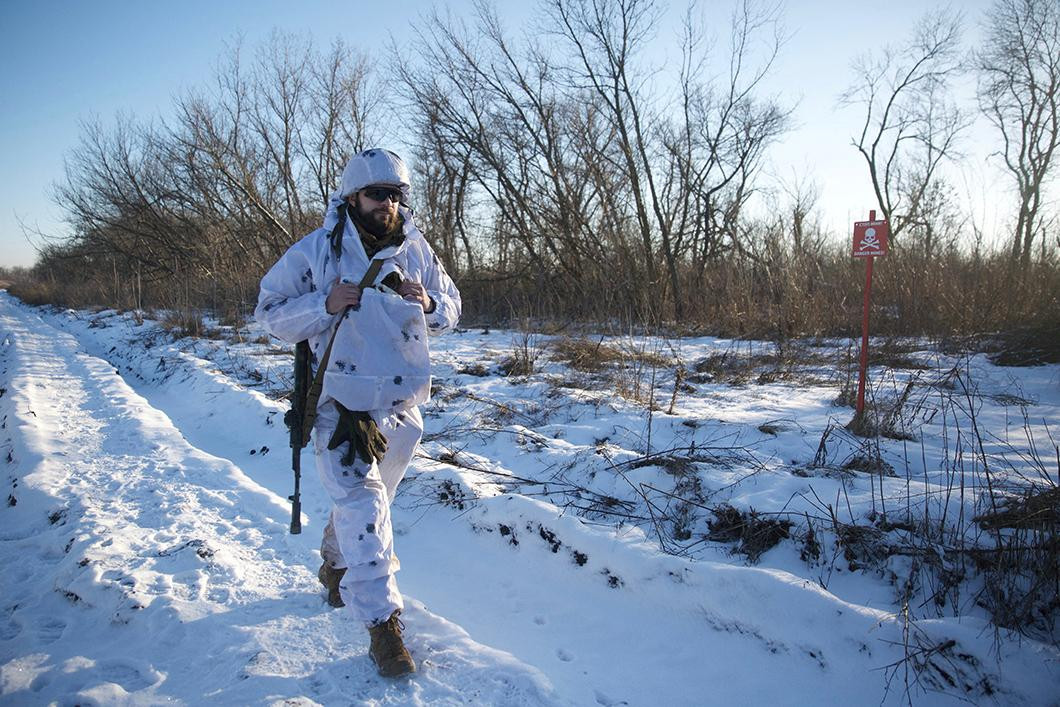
[{"x1": 313, "y1": 400, "x2": 423, "y2": 625}]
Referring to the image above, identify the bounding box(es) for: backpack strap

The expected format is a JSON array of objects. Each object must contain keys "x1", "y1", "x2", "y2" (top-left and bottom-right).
[
  {"x1": 299, "y1": 258, "x2": 385, "y2": 444},
  {"x1": 328, "y1": 201, "x2": 348, "y2": 262}
]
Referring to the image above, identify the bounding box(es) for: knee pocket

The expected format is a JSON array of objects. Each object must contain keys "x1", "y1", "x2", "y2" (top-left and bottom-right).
[{"x1": 331, "y1": 508, "x2": 395, "y2": 580}]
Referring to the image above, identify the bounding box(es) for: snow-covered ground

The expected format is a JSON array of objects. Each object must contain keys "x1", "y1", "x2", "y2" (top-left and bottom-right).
[{"x1": 0, "y1": 292, "x2": 1057, "y2": 706}]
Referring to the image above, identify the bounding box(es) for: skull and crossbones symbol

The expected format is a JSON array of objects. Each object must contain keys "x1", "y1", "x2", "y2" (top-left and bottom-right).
[{"x1": 859, "y1": 227, "x2": 882, "y2": 252}]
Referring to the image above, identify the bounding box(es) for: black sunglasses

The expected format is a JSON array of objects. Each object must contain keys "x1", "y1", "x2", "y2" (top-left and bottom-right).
[{"x1": 362, "y1": 186, "x2": 402, "y2": 203}]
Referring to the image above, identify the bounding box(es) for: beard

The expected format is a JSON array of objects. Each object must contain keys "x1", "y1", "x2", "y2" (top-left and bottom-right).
[{"x1": 355, "y1": 202, "x2": 399, "y2": 237}]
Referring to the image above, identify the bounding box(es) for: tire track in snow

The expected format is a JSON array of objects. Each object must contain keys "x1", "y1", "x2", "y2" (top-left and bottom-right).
[{"x1": 0, "y1": 296, "x2": 558, "y2": 706}]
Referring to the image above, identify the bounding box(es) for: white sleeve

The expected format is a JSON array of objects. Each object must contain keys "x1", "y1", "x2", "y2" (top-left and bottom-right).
[
  {"x1": 254, "y1": 243, "x2": 336, "y2": 343},
  {"x1": 420, "y1": 244, "x2": 462, "y2": 336}
]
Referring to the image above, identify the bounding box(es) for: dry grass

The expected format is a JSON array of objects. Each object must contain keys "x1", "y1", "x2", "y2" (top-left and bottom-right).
[
  {"x1": 550, "y1": 336, "x2": 671, "y2": 372},
  {"x1": 159, "y1": 311, "x2": 208, "y2": 339},
  {"x1": 686, "y1": 342, "x2": 838, "y2": 386},
  {"x1": 975, "y1": 487, "x2": 1060, "y2": 530},
  {"x1": 456, "y1": 361, "x2": 491, "y2": 377},
  {"x1": 549, "y1": 337, "x2": 627, "y2": 372},
  {"x1": 689, "y1": 351, "x2": 775, "y2": 384},
  {"x1": 706, "y1": 504, "x2": 793, "y2": 563},
  {"x1": 498, "y1": 331, "x2": 540, "y2": 377},
  {"x1": 871, "y1": 339, "x2": 932, "y2": 370},
  {"x1": 12, "y1": 235, "x2": 1060, "y2": 350},
  {"x1": 842, "y1": 452, "x2": 897, "y2": 476},
  {"x1": 8, "y1": 280, "x2": 71, "y2": 307},
  {"x1": 218, "y1": 311, "x2": 246, "y2": 329},
  {"x1": 459, "y1": 245, "x2": 1060, "y2": 345},
  {"x1": 988, "y1": 322, "x2": 1060, "y2": 366}
]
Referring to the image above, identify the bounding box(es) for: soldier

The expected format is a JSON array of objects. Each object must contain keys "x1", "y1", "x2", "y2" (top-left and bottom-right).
[{"x1": 255, "y1": 149, "x2": 461, "y2": 678}]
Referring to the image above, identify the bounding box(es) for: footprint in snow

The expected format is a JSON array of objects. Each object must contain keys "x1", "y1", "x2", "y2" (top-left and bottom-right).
[
  {"x1": 595, "y1": 690, "x2": 629, "y2": 706},
  {"x1": 95, "y1": 660, "x2": 157, "y2": 692},
  {"x1": 0, "y1": 618, "x2": 18, "y2": 640},
  {"x1": 556, "y1": 648, "x2": 574, "y2": 662},
  {"x1": 35, "y1": 617, "x2": 66, "y2": 644},
  {"x1": 207, "y1": 586, "x2": 231, "y2": 603}
]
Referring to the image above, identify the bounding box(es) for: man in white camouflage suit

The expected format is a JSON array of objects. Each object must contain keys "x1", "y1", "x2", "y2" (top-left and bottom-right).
[{"x1": 255, "y1": 148, "x2": 461, "y2": 678}]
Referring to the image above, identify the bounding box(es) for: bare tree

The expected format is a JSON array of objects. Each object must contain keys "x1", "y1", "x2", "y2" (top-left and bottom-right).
[
  {"x1": 776, "y1": 169, "x2": 825, "y2": 254},
  {"x1": 397, "y1": 2, "x2": 630, "y2": 306},
  {"x1": 841, "y1": 10, "x2": 966, "y2": 247},
  {"x1": 976, "y1": 0, "x2": 1060, "y2": 266},
  {"x1": 300, "y1": 40, "x2": 383, "y2": 206},
  {"x1": 396, "y1": 0, "x2": 787, "y2": 321},
  {"x1": 545, "y1": 0, "x2": 665, "y2": 293},
  {"x1": 59, "y1": 116, "x2": 205, "y2": 280},
  {"x1": 667, "y1": 0, "x2": 789, "y2": 275},
  {"x1": 51, "y1": 31, "x2": 384, "y2": 315},
  {"x1": 543, "y1": 0, "x2": 788, "y2": 317}
]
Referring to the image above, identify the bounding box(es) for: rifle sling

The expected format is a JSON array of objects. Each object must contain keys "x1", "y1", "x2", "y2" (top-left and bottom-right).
[{"x1": 299, "y1": 258, "x2": 385, "y2": 445}]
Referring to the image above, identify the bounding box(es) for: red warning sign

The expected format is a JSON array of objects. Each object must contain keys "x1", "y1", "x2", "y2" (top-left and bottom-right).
[{"x1": 852, "y1": 219, "x2": 889, "y2": 257}]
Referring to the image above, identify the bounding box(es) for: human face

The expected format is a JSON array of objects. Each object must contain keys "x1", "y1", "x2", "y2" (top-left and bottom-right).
[{"x1": 351, "y1": 185, "x2": 401, "y2": 235}]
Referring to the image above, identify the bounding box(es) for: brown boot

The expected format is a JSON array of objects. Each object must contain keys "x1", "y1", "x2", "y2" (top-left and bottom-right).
[
  {"x1": 317, "y1": 562, "x2": 346, "y2": 608},
  {"x1": 368, "y1": 611, "x2": 416, "y2": 678}
]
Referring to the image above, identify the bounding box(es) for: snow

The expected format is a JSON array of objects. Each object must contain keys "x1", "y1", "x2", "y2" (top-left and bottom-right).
[{"x1": 1, "y1": 292, "x2": 1057, "y2": 705}]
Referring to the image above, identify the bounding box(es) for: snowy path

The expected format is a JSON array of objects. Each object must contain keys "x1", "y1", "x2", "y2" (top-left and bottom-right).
[
  {"x1": 0, "y1": 297, "x2": 555, "y2": 706},
  {"x1": 1, "y1": 293, "x2": 1057, "y2": 706}
]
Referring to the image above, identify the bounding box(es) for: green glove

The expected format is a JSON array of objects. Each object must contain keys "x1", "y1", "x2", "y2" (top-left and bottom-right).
[{"x1": 327, "y1": 404, "x2": 389, "y2": 467}]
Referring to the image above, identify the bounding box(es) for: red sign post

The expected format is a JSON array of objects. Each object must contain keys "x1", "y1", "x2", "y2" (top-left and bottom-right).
[{"x1": 852, "y1": 211, "x2": 889, "y2": 425}]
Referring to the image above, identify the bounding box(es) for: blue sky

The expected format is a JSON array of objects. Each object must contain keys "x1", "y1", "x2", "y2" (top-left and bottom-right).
[{"x1": 0, "y1": 0, "x2": 1004, "y2": 269}]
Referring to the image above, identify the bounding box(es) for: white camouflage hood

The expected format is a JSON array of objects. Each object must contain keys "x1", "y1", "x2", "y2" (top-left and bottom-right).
[
  {"x1": 323, "y1": 149, "x2": 413, "y2": 234},
  {"x1": 338, "y1": 148, "x2": 411, "y2": 200}
]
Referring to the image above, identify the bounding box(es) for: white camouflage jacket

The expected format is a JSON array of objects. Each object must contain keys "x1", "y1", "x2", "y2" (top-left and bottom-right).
[{"x1": 255, "y1": 204, "x2": 461, "y2": 413}]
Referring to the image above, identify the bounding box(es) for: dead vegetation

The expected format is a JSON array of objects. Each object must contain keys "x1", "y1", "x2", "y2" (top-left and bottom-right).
[
  {"x1": 437, "y1": 331, "x2": 1060, "y2": 646},
  {"x1": 842, "y1": 453, "x2": 897, "y2": 476},
  {"x1": 706, "y1": 504, "x2": 793, "y2": 562},
  {"x1": 498, "y1": 331, "x2": 540, "y2": 377},
  {"x1": 549, "y1": 337, "x2": 628, "y2": 372},
  {"x1": 549, "y1": 336, "x2": 671, "y2": 372},
  {"x1": 537, "y1": 335, "x2": 677, "y2": 407},
  {"x1": 988, "y1": 322, "x2": 1060, "y2": 366},
  {"x1": 456, "y1": 361, "x2": 491, "y2": 377},
  {"x1": 974, "y1": 486, "x2": 1060, "y2": 530},
  {"x1": 159, "y1": 311, "x2": 209, "y2": 339},
  {"x1": 685, "y1": 341, "x2": 843, "y2": 387}
]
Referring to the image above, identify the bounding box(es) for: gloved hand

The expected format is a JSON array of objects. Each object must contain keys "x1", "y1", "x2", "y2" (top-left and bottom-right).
[{"x1": 327, "y1": 403, "x2": 389, "y2": 467}]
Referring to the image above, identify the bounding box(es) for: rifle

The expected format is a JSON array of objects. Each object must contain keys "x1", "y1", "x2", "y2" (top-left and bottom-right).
[{"x1": 284, "y1": 340, "x2": 311, "y2": 534}]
